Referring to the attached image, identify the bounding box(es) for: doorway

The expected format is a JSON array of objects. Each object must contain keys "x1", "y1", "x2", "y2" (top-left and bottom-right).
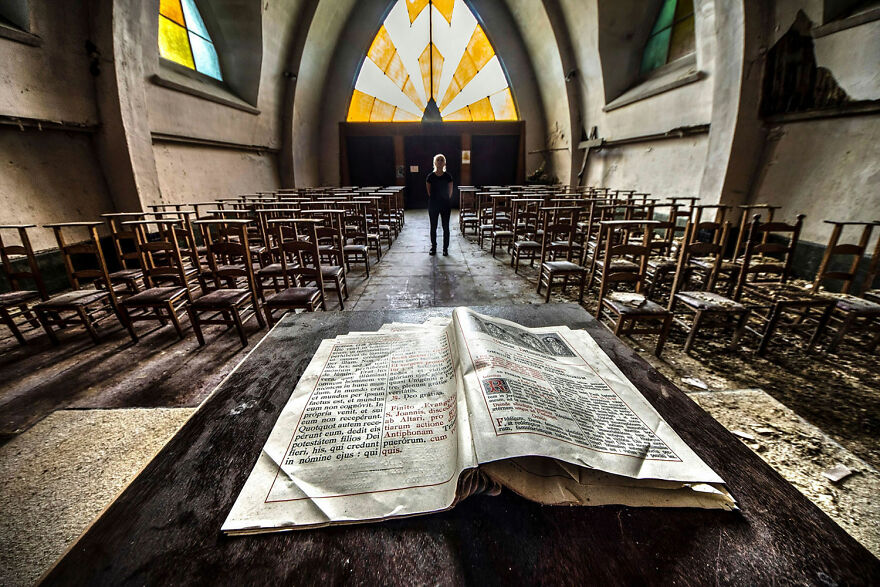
[{"x1": 404, "y1": 135, "x2": 461, "y2": 209}]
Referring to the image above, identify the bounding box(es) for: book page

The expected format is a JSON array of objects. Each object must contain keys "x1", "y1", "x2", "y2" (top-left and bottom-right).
[
  {"x1": 222, "y1": 326, "x2": 476, "y2": 534},
  {"x1": 452, "y1": 308, "x2": 727, "y2": 488}
]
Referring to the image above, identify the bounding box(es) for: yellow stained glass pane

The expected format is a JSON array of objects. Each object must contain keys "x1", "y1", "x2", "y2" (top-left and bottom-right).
[
  {"x1": 402, "y1": 76, "x2": 426, "y2": 110},
  {"x1": 370, "y1": 98, "x2": 396, "y2": 122},
  {"x1": 451, "y1": 52, "x2": 478, "y2": 93},
  {"x1": 159, "y1": 0, "x2": 185, "y2": 26},
  {"x1": 386, "y1": 52, "x2": 408, "y2": 88},
  {"x1": 469, "y1": 96, "x2": 494, "y2": 121},
  {"x1": 490, "y1": 88, "x2": 516, "y2": 120},
  {"x1": 418, "y1": 44, "x2": 444, "y2": 100},
  {"x1": 158, "y1": 16, "x2": 195, "y2": 69},
  {"x1": 434, "y1": 0, "x2": 454, "y2": 24},
  {"x1": 393, "y1": 108, "x2": 420, "y2": 122},
  {"x1": 443, "y1": 106, "x2": 472, "y2": 121},
  {"x1": 438, "y1": 76, "x2": 461, "y2": 111},
  {"x1": 406, "y1": 0, "x2": 429, "y2": 24},
  {"x1": 467, "y1": 26, "x2": 494, "y2": 71},
  {"x1": 348, "y1": 90, "x2": 375, "y2": 122},
  {"x1": 668, "y1": 15, "x2": 696, "y2": 62},
  {"x1": 367, "y1": 26, "x2": 396, "y2": 72}
]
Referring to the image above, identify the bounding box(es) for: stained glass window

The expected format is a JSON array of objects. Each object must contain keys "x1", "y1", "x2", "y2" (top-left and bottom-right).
[
  {"x1": 640, "y1": 0, "x2": 695, "y2": 76},
  {"x1": 158, "y1": 0, "x2": 223, "y2": 81},
  {"x1": 347, "y1": 0, "x2": 517, "y2": 123}
]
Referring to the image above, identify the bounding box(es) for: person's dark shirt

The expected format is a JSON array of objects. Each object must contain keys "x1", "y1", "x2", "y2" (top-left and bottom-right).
[{"x1": 426, "y1": 171, "x2": 453, "y2": 207}]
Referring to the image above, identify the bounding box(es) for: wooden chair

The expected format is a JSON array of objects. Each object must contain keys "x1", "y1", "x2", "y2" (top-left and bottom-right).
[
  {"x1": 343, "y1": 211, "x2": 372, "y2": 277},
  {"x1": 263, "y1": 219, "x2": 326, "y2": 325},
  {"x1": 487, "y1": 195, "x2": 515, "y2": 257},
  {"x1": 459, "y1": 188, "x2": 479, "y2": 234},
  {"x1": 594, "y1": 220, "x2": 672, "y2": 357},
  {"x1": 117, "y1": 220, "x2": 194, "y2": 342},
  {"x1": 809, "y1": 221, "x2": 880, "y2": 353},
  {"x1": 509, "y1": 199, "x2": 542, "y2": 273},
  {"x1": 862, "y1": 224, "x2": 880, "y2": 304},
  {"x1": 0, "y1": 224, "x2": 49, "y2": 345},
  {"x1": 668, "y1": 221, "x2": 750, "y2": 353},
  {"x1": 188, "y1": 219, "x2": 265, "y2": 347},
  {"x1": 101, "y1": 212, "x2": 146, "y2": 295},
  {"x1": 34, "y1": 222, "x2": 135, "y2": 344},
  {"x1": 537, "y1": 207, "x2": 587, "y2": 303},
  {"x1": 732, "y1": 214, "x2": 836, "y2": 356}
]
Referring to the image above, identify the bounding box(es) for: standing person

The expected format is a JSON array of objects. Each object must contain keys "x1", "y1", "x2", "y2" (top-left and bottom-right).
[{"x1": 426, "y1": 153, "x2": 453, "y2": 256}]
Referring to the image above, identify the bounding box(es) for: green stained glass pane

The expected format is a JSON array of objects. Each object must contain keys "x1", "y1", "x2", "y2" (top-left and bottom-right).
[
  {"x1": 641, "y1": 28, "x2": 671, "y2": 75},
  {"x1": 650, "y1": 0, "x2": 677, "y2": 35}
]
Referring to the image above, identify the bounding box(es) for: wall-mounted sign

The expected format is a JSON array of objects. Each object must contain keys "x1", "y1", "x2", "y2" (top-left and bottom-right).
[
  {"x1": 461, "y1": 150, "x2": 471, "y2": 165},
  {"x1": 409, "y1": 165, "x2": 419, "y2": 173}
]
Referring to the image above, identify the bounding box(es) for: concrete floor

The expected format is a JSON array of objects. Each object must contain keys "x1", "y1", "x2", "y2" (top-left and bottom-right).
[{"x1": 1, "y1": 209, "x2": 878, "y2": 584}]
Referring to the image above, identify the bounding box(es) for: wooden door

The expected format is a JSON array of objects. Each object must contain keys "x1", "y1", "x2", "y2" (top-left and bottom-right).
[
  {"x1": 346, "y1": 136, "x2": 396, "y2": 187},
  {"x1": 471, "y1": 134, "x2": 520, "y2": 187}
]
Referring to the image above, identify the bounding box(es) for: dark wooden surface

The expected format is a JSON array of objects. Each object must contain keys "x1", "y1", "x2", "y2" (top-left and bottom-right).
[{"x1": 43, "y1": 304, "x2": 880, "y2": 585}]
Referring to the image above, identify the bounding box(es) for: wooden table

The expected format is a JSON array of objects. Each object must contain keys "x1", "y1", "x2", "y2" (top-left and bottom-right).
[{"x1": 43, "y1": 304, "x2": 880, "y2": 585}]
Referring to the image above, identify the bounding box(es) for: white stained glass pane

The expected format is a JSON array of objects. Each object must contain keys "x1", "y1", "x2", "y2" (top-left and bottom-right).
[
  {"x1": 355, "y1": 57, "x2": 422, "y2": 116},
  {"x1": 189, "y1": 32, "x2": 222, "y2": 80},
  {"x1": 433, "y1": 0, "x2": 477, "y2": 103},
  {"x1": 180, "y1": 0, "x2": 210, "y2": 39},
  {"x1": 383, "y1": 0, "x2": 430, "y2": 105},
  {"x1": 440, "y1": 56, "x2": 507, "y2": 116}
]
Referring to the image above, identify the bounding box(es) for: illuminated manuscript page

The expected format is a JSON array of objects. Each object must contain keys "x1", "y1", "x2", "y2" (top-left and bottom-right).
[
  {"x1": 222, "y1": 327, "x2": 476, "y2": 534},
  {"x1": 451, "y1": 308, "x2": 733, "y2": 509}
]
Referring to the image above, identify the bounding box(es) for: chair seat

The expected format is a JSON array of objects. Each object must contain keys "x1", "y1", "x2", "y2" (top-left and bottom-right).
[
  {"x1": 596, "y1": 259, "x2": 639, "y2": 272},
  {"x1": 256, "y1": 263, "x2": 284, "y2": 276},
  {"x1": 828, "y1": 292, "x2": 880, "y2": 313},
  {"x1": 513, "y1": 240, "x2": 541, "y2": 250},
  {"x1": 110, "y1": 268, "x2": 143, "y2": 281},
  {"x1": 0, "y1": 290, "x2": 41, "y2": 307},
  {"x1": 647, "y1": 256, "x2": 677, "y2": 270},
  {"x1": 192, "y1": 289, "x2": 250, "y2": 309},
  {"x1": 322, "y1": 266, "x2": 344, "y2": 279},
  {"x1": 493, "y1": 230, "x2": 514, "y2": 238},
  {"x1": 123, "y1": 286, "x2": 187, "y2": 306},
  {"x1": 344, "y1": 245, "x2": 368, "y2": 253},
  {"x1": 746, "y1": 282, "x2": 832, "y2": 304},
  {"x1": 35, "y1": 289, "x2": 109, "y2": 308},
  {"x1": 605, "y1": 292, "x2": 668, "y2": 315},
  {"x1": 543, "y1": 261, "x2": 585, "y2": 273},
  {"x1": 675, "y1": 291, "x2": 746, "y2": 312},
  {"x1": 266, "y1": 287, "x2": 320, "y2": 307},
  {"x1": 864, "y1": 289, "x2": 880, "y2": 304}
]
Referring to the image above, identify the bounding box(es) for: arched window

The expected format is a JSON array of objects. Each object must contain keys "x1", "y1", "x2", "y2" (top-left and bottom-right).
[
  {"x1": 347, "y1": 0, "x2": 517, "y2": 122},
  {"x1": 158, "y1": 0, "x2": 223, "y2": 81},
  {"x1": 640, "y1": 0, "x2": 695, "y2": 76}
]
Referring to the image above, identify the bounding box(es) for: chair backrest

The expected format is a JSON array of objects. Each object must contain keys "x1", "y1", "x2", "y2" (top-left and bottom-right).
[
  {"x1": 861, "y1": 223, "x2": 880, "y2": 295},
  {"x1": 734, "y1": 214, "x2": 805, "y2": 299},
  {"x1": 668, "y1": 220, "x2": 731, "y2": 307},
  {"x1": 195, "y1": 219, "x2": 260, "y2": 294},
  {"x1": 595, "y1": 220, "x2": 657, "y2": 308},
  {"x1": 811, "y1": 221, "x2": 875, "y2": 294},
  {"x1": 125, "y1": 219, "x2": 194, "y2": 301},
  {"x1": 271, "y1": 219, "x2": 324, "y2": 292},
  {"x1": 0, "y1": 224, "x2": 48, "y2": 299},
  {"x1": 44, "y1": 221, "x2": 119, "y2": 304},
  {"x1": 102, "y1": 213, "x2": 147, "y2": 271},
  {"x1": 540, "y1": 207, "x2": 581, "y2": 262},
  {"x1": 732, "y1": 204, "x2": 780, "y2": 261}
]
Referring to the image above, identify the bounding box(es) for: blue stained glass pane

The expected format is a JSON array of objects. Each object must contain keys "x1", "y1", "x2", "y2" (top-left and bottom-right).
[
  {"x1": 650, "y1": 0, "x2": 677, "y2": 35},
  {"x1": 180, "y1": 0, "x2": 210, "y2": 39},
  {"x1": 189, "y1": 32, "x2": 222, "y2": 80},
  {"x1": 640, "y1": 28, "x2": 671, "y2": 75}
]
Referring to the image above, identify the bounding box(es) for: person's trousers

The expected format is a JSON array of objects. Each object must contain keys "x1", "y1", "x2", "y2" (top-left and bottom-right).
[{"x1": 429, "y1": 206, "x2": 451, "y2": 252}]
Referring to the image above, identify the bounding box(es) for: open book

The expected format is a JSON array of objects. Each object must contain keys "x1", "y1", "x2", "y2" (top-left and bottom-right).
[{"x1": 222, "y1": 308, "x2": 735, "y2": 534}]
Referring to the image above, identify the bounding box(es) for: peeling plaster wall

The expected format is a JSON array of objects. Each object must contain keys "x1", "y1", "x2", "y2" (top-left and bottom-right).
[
  {"x1": 747, "y1": 14, "x2": 880, "y2": 246},
  {"x1": 0, "y1": 1, "x2": 113, "y2": 250},
  {"x1": 151, "y1": 143, "x2": 279, "y2": 206},
  {"x1": 557, "y1": 0, "x2": 716, "y2": 192},
  {"x1": 0, "y1": 130, "x2": 114, "y2": 252}
]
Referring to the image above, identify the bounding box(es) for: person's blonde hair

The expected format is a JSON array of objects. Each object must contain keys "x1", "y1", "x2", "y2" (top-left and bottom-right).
[{"x1": 433, "y1": 153, "x2": 446, "y2": 173}]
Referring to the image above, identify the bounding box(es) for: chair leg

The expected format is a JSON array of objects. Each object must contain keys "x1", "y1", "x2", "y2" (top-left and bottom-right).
[
  {"x1": 545, "y1": 273, "x2": 552, "y2": 303},
  {"x1": 119, "y1": 305, "x2": 139, "y2": 343},
  {"x1": 731, "y1": 310, "x2": 750, "y2": 349},
  {"x1": 809, "y1": 304, "x2": 836, "y2": 352},
  {"x1": 231, "y1": 308, "x2": 248, "y2": 347},
  {"x1": 35, "y1": 309, "x2": 60, "y2": 345},
  {"x1": 757, "y1": 304, "x2": 784, "y2": 357},
  {"x1": 264, "y1": 305, "x2": 275, "y2": 327},
  {"x1": 167, "y1": 302, "x2": 185, "y2": 339},
  {"x1": 0, "y1": 307, "x2": 27, "y2": 345},
  {"x1": 656, "y1": 314, "x2": 673, "y2": 357},
  {"x1": 21, "y1": 305, "x2": 40, "y2": 329},
  {"x1": 577, "y1": 271, "x2": 586, "y2": 304},
  {"x1": 683, "y1": 310, "x2": 704, "y2": 354},
  {"x1": 77, "y1": 307, "x2": 101, "y2": 344},
  {"x1": 335, "y1": 279, "x2": 345, "y2": 310},
  {"x1": 188, "y1": 307, "x2": 205, "y2": 346}
]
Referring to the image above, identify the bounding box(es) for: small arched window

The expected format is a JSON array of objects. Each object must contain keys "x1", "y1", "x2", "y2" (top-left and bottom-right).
[
  {"x1": 347, "y1": 0, "x2": 516, "y2": 122},
  {"x1": 158, "y1": 0, "x2": 223, "y2": 81},
  {"x1": 640, "y1": 0, "x2": 695, "y2": 76}
]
